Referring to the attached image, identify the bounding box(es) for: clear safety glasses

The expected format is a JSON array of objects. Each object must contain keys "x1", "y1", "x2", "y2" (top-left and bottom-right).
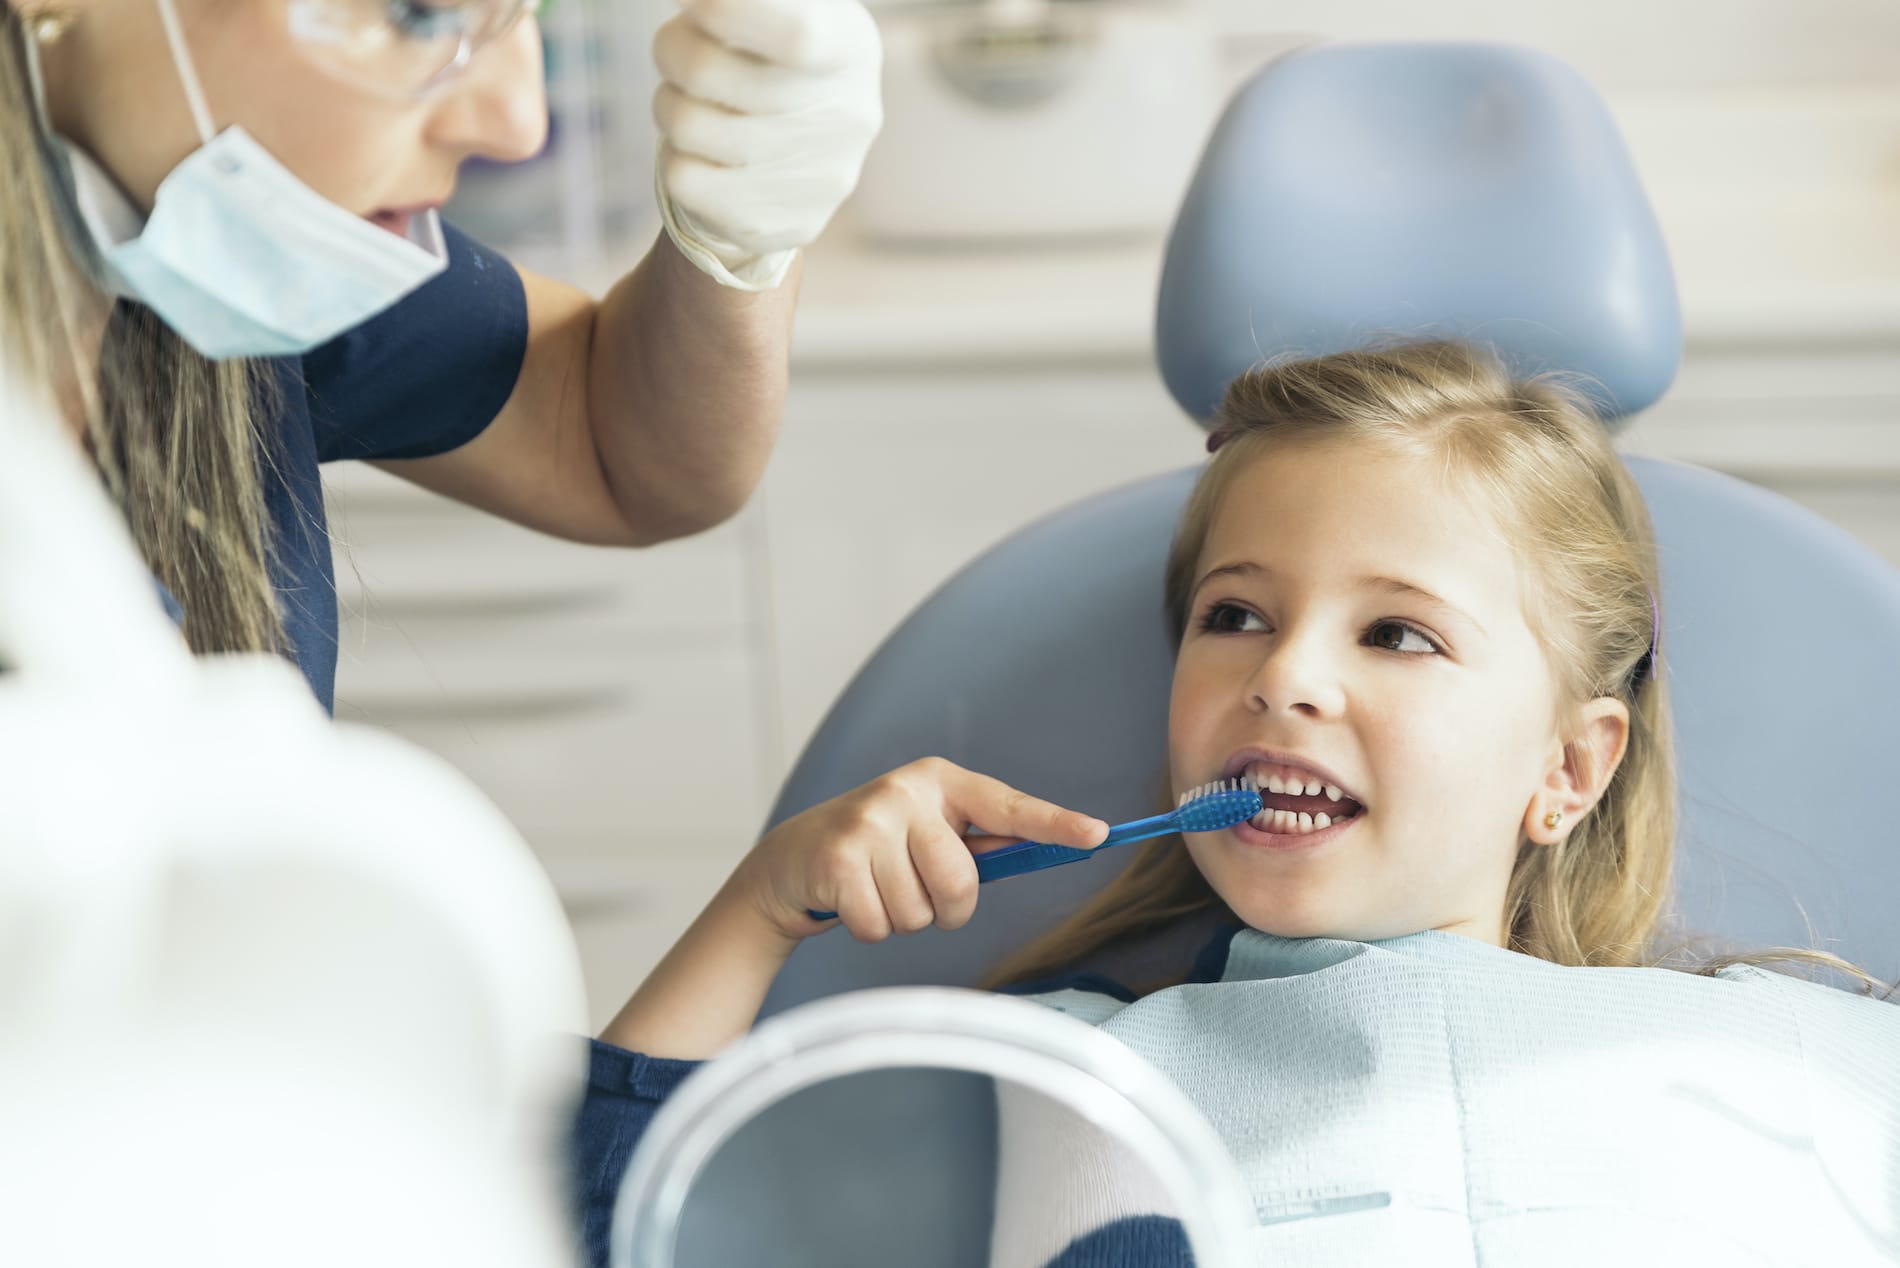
[{"x1": 285, "y1": 0, "x2": 544, "y2": 102}]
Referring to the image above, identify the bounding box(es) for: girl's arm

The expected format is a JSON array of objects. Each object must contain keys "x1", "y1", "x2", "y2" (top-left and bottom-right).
[
  {"x1": 572, "y1": 759, "x2": 1105, "y2": 1268},
  {"x1": 598, "y1": 757, "x2": 1110, "y2": 1060},
  {"x1": 598, "y1": 876, "x2": 798, "y2": 1058},
  {"x1": 574, "y1": 864, "x2": 797, "y2": 1268}
]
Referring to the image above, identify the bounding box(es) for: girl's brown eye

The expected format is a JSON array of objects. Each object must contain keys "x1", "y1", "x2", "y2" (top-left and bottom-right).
[
  {"x1": 1198, "y1": 602, "x2": 1265, "y2": 634},
  {"x1": 1367, "y1": 620, "x2": 1437, "y2": 654}
]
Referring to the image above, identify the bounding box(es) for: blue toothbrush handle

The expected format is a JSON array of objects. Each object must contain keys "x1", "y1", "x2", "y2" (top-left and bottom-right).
[
  {"x1": 805, "y1": 812, "x2": 1185, "y2": 921},
  {"x1": 1099, "y1": 812, "x2": 1179, "y2": 848},
  {"x1": 975, "y1": 840, "x2": 1095, "y2": 882}
]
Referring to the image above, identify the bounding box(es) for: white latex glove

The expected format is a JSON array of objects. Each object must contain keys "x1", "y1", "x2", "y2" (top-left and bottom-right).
[{"x1": 652, "y1": 0, "x2": 883, "y2": 291}]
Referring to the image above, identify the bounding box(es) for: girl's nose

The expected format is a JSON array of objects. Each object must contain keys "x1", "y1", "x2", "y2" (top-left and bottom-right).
[
  {"x1": 1245, "y1": 628, "x2": 1345, "y2": 720},
  {"x1": 425, "y1": 19, "x2": 549, "y2": 165}
]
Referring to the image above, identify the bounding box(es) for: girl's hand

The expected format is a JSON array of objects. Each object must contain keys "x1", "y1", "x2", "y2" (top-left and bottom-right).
[
  {"x1": 735, "y1": 758, "x2": 1109, "y2": 944},
  {"x1": 600, "y1": 759, "x2": 1103, "y2": 1059}
]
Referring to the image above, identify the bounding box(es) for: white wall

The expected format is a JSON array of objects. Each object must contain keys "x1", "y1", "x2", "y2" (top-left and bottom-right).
[
  {"x1": 1205, "y1": 0, "x2": 1900, "y2": 91},
  {"x1": 864, "y1": 0, "x2": 1900, "y2": 92}
]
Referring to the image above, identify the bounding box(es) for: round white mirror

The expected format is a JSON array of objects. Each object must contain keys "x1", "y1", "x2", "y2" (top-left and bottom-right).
[{"x1": 611, "y1": 987, "x2": 1255, "y2": 1268}]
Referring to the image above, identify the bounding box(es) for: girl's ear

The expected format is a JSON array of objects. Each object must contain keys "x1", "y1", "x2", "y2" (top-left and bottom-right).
[{"x1": 1524, "y1": 698, "x2": 1630, "y2": 845}]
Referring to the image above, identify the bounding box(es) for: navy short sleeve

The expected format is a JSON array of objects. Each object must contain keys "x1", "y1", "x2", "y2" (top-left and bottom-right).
[
  {"x1": 260, "y1": 221, "x2": 528, "y2": 711},
  {"x1": 301, "y1": 221, "x2": 528, "y2": 462},
  {"x1": 571, "y1": 1039, "x2": 703, "y2": 1268}
]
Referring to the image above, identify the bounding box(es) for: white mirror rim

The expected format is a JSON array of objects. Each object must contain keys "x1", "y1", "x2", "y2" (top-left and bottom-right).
[{"x1": 611, "y1": 986, "x2": 1256, "y2": 1268}]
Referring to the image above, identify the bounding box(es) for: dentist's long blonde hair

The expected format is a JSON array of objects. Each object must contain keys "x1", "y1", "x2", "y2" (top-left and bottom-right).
[
  {"x1": 1, "y1": 10, "x2": 283, "y2": 658},
  {"x1": 991, "y1": 340, "x2": 1889, "y2": 996}
]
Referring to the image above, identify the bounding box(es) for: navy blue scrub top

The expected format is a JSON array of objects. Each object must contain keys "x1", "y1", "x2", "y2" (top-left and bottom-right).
[{"x1": 257, "y1": 221, "x2": 527, "y2": 714}]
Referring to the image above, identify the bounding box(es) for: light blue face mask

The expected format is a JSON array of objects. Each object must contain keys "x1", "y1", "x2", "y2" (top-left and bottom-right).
[{"x1": 25, "y1": 0, "x2": 449, "y2": 360}]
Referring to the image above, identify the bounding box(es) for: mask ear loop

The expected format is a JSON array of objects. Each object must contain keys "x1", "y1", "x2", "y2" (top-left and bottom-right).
[
  {"x1": 150, "y1": 0, "x2": 217, "y2": 146},
  {"x1": 19, "y1": 13, "x2": 62, "y2": 135},
  {"x1": 16, "y1": 14, "x2": 130, "y2": 346}
]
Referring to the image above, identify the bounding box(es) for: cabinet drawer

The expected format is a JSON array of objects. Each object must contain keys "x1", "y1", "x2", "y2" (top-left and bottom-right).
[
  {"x1": 1624, "y1": 346, "x2": 1900, "y2": 479},
  {"x1": 323, "y1": 461, "x2": 755, "y2": 632},
  {"x1": 335, "y1": 614, "x2": 769, "y2": 840},
  {"x1": 1750, "y1": 475, "x2": 1900, "y2": 570},
  {"x1": 537, "y1": 836, "x2": 750, "y2": 1031}
]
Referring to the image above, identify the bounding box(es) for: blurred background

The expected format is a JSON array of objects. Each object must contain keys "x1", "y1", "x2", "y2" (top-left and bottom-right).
[{"x1": 320, "y1": 0, "x2": 1900, "y2": 1029}]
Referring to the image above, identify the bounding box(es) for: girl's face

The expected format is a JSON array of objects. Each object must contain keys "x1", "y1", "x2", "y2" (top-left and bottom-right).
[
  {"x1": 1169, "y1": 436, "x2": 1601, "y2": 946},
  {"x1": 35, "y1": 0, "x2": 547, "y2": 233}
]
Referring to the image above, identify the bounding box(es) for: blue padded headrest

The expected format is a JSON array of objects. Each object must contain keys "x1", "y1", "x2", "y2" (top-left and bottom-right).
[{"x1": 1157, "y1": 42, "x2": 1683, "y2": 423}]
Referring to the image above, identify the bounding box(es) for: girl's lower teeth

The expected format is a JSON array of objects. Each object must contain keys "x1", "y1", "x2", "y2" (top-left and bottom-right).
[{"x1": 1250, "y1": 809, "x2": 1339, "y2": 835}]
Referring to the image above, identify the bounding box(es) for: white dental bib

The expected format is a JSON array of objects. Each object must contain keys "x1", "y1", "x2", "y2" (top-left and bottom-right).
[{"x1": 1012, "y1": 929, "x2": 1900, "y2": 1266}]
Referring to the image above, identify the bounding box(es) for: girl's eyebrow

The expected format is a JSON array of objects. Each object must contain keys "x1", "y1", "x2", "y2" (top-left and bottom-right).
[{"x1": 1193, "y1": 560, "x2": 1488, "y2": 637}]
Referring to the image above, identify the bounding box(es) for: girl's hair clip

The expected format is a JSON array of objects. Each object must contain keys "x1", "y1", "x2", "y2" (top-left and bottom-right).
[
  {"x1": 1630, "y1": 591, "x2": 1660, "y2": 688},
  {"x1": 1205, "y1": 424, "x2": 1234, "y2": 454}
]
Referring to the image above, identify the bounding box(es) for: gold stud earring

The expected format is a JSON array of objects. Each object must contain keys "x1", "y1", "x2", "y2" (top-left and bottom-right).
[{"x1": 1543, "y1": 810, "x2": 1564, "y2": 831}]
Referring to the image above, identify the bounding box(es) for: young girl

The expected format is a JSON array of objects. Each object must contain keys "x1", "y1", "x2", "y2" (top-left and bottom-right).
[{"x1": 573, "y1": 341, "x2": 1899, "y2": 1267}]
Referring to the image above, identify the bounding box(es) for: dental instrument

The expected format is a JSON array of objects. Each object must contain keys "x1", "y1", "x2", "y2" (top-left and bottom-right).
[{"x1": 807, "y1": 777, "x2": 1261, "y2": 922}]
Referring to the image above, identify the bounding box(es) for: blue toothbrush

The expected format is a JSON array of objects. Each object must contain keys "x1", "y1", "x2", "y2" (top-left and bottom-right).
[{"x1": 807, "y1": 777, "x2": 1262, "y2": 923}]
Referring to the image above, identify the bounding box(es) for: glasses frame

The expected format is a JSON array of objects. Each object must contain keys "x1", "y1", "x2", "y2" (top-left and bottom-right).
[{"x1": 285, "y1": 0, "x2": 545, "y2": 103}]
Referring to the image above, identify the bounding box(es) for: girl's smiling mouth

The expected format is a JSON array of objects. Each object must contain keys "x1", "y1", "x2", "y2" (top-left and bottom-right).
[{"x1": 1216, "y1": 751, "x2": 1367, "y2": 850}]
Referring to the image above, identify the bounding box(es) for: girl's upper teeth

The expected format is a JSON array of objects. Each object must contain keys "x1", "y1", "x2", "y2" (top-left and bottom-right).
[{"x1": 1245, "y1": 763, "x2": 1349, "y2": 803}]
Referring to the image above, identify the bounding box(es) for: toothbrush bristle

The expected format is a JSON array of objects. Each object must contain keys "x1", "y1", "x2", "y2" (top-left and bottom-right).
[{"x1": 1172, "y1": 776, "x2": 1264, "y2": 833}]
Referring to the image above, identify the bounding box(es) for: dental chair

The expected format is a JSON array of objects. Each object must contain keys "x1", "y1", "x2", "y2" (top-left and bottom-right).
[
  {"x1": 767, "y1": 38, "x2": 1900, "y2": 1009},
  {"x1": 680, "y1": 42, "x2": 1900, "y2": 1268}
]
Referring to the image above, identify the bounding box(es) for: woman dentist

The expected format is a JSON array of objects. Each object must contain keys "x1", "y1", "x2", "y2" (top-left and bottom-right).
[{"x1": 5, "y1": 0, "x2": 880, "y2": 713}]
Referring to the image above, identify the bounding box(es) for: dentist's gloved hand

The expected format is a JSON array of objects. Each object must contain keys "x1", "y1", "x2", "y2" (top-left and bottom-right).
[{"x1": 652, "y1": 0, "x2": 883, "y2": 291}]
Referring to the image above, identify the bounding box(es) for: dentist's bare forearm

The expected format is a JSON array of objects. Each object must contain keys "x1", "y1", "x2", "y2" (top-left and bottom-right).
[
  {"x1": 586, "y1": 234, "x2": 801, "y2": 542},
  {"x1": 598, "y1": 877, "x2": 800, "y2": 1060}
]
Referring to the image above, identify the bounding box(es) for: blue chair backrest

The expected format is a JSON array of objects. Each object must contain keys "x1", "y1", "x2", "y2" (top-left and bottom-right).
[{"x1": 1156, "y1": 40, "x2": 1682, "y2": 421}]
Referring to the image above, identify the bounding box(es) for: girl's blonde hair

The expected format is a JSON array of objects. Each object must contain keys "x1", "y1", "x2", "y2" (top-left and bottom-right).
[
  {"x1": 3, "y1": 12, "x2": 283, "y2": 657},
  {"x1": 992, "y1": 340, "x2": 1890, "y2": 998}
]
